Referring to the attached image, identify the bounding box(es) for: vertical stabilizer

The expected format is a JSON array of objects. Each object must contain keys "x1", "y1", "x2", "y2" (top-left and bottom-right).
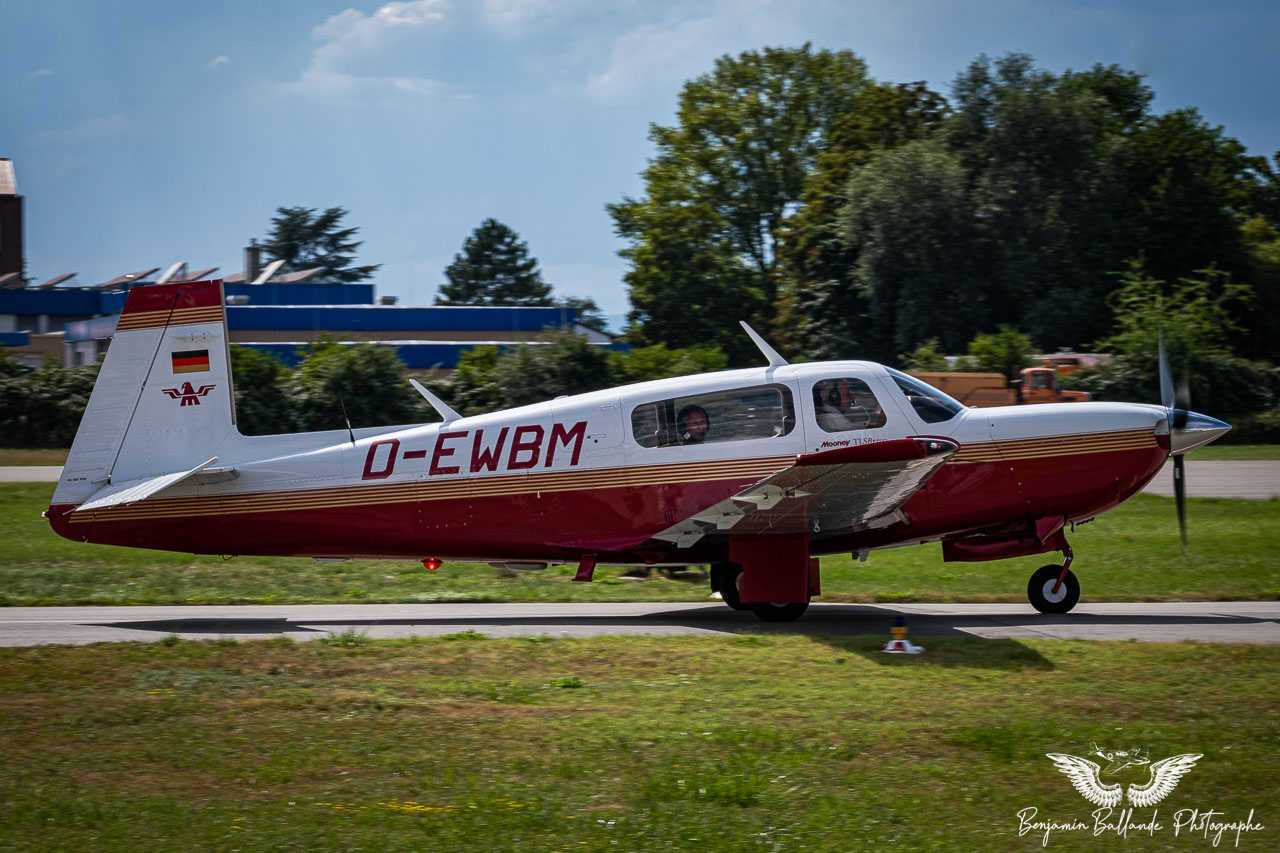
[{"x1": 52, "y1": 280, "x2": 237, "y2": 506}]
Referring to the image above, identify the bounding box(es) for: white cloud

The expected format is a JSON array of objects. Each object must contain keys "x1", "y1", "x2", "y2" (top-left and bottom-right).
[
  {"x1": 281, "y1": 0, "x2": 450, "y2": 97},
  {"x1": 482, "y1": 0, "x2": 578, "y2": 32},
  {"x1": 30, "y1": 68, "x2": 53, "y2": 78},
  {"x1": 585, "y1": 0, "x2": 800, "y2": 101},
  {"x1": 207, "y1": 55, "x2": 230, "y2": 70}
]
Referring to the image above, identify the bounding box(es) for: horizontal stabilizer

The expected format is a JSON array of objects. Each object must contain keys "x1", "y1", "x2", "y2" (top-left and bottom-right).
[{"x1": 76, "y1": 457, "x2": 221, "y2": 512}]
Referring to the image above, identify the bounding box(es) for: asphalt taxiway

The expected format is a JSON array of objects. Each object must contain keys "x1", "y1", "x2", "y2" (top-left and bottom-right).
[{"x1": 0, "y1": 601, "x2": 1276, "y2": 647}]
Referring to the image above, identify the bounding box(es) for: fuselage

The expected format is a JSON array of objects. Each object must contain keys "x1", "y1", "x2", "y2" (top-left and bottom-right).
[{"x1": 49, "y1": 360, "x2": 1175, "y2": 566}]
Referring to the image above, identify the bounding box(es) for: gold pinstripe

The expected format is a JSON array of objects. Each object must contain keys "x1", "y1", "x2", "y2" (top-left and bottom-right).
[
  {"x1": 70, "y1": 455, "x2": 796, "y2": 523},
  {"x1": 116, "y1": 305, "x2": 226, "y2": 332},
  {"x1": 948, "y1": 428, "x2": 1157, "y2": 464}
]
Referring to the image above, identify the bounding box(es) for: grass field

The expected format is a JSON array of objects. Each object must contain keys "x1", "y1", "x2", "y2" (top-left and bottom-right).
[
  {"x1": 0, "y1": 634, "x2": 1274, "y2": 851},
  {"x1": 3, "y1": 483, "x2": 1277, "y2": 606}
]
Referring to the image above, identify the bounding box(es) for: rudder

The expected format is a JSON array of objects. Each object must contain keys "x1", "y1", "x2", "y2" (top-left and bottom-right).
[{"x1": 52, "y1": 280, "x2": 237, "y2": 507}]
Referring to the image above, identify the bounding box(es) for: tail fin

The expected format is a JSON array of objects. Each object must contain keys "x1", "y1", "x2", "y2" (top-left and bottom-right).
[{"x1": 52, "y1": 280, "x2": 237, "y2": 507}]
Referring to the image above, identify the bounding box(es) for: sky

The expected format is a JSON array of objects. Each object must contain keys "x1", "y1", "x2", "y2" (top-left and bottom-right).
[{"x1": 3, "y1": 0, "x2": 1278, "y2": 321}]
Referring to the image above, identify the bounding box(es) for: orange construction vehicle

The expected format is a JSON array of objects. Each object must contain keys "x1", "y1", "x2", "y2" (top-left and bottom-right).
[{"x1": 910, "y1": 367, "x2": 1090, "y2": 407}]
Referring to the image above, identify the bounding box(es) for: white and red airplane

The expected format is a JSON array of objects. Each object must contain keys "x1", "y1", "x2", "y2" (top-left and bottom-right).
[{"x1": 47, "y1": 279, "x2": 1230, "y2": 621}]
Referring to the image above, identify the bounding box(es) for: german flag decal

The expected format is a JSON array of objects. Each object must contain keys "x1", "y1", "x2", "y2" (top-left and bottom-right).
[{"x1": 171, "y1": 349, "x2": 210, "y2": 374}]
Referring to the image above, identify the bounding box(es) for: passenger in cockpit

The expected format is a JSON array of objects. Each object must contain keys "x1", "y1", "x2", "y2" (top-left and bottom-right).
[{"x1": 677, "y1": 404, "x2": 710, "y2": 444}]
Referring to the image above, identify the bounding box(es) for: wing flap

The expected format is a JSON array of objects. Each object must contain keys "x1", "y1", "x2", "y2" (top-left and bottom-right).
[
  {"x1": 651, "y1": 438, "x2": 956, "y2": 548},
  {"x1": 75, "y1": 456, "x2": 223, "y2": 512}
]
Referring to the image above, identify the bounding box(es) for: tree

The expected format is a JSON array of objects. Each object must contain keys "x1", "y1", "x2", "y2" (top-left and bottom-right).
[
  {"x1": 1068, "y1": 261, "x2": 1274, "y2": 420},
  {"x1": 0, "y1": 356, "x2": 99, "y2": 447},
  {"x1": 800, "y1": 137, "x2": 989, "y2": 361},
  {"x1": 229, "y1": 347, "x2": 294, "y2": 436},
  {"x1": 286, "y1": 335, "x2": 428, "y2": 431},
  {"x1": 261, "y1": 207, "x2": 380, "y2": 283},
  {"x1": 966, "y1": 325, "x2": 1036, "y2": 383},
  {"x1": 557, "y1": 296, "x2": 608, "y2": 334},
  {"x1": 436, "y1": 219, "x2": 553, "y2": 306},
  {"x1": 609, "y1": 45, "x2": 871, "y2": 359}
]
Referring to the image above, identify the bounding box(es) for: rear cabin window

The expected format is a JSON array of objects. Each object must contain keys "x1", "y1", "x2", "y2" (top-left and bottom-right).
[
  {"x1": 630, "y1": 384, "x2": 795, "y2": 448},
  {"x1": 811, "y1": 377, "x2": 888, "y2": 433}
]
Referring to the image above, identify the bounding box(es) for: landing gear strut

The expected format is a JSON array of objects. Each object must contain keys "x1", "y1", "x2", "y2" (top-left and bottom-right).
[{"x1": 1027, "y1": 547, "x2": 1079, "y2": 614}]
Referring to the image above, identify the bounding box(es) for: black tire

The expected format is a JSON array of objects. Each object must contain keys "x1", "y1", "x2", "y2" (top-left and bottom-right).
[
  {"x1": 711, "y1": 562, "x2": 750, "y2": 611},
  {"x1": 750, "y1": 600, "x2": 810, "y2": 622},
  {"x1": 1027, "y1": 564, "x2": 1080, "y2": 614}
]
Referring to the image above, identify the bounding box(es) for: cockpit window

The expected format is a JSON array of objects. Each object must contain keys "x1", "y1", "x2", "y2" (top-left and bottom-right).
[
  {"x1": 811, "y1": 377, "x2": 887, "y2": 433},
  {"x1": 630, "y1": 383, "x2": 795, "y2": 448},
  {"x1": 886, "y1": 368, "x2": 964, "y2": 424}
]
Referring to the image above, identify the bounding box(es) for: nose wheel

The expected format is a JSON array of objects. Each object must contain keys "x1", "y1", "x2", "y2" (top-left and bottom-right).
[{"x1": 1027, "y1": 552, "x2": 1079, "y2": 614}]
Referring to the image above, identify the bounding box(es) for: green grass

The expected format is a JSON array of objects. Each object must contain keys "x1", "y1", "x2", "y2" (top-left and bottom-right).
[
  {"x1": 3, "y1": 483, "x2": 1278, "y2": 605},
  {"x1": 1189, "y1": 443, "x2": 1280, "y2": 460},
  {"x1": 0, "y1": 635, "x2": 1274, "y2": 851}
]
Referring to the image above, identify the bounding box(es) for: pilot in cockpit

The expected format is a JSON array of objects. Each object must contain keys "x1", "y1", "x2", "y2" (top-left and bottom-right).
[
  {"x1": 677, "y1": 404, "x2": 710, "y2": 444},
  {"x1": 815, "y1": 379, "x2": 874, "y2": 432}
]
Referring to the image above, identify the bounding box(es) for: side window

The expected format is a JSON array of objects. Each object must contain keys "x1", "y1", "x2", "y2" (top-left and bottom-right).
[
  {"x1": 630, "y1": 384, "x2": 795, "y2": 448},
  {"x1": 811, "y1": 377, "x2": 888, "y2": 433}
]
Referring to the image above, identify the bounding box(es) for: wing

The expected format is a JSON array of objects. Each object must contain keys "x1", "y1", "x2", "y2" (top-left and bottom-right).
[
  {"x1": 1046, "y1": 753, "x2": 1122, "y2": 808},
  {"x1": 648, "y1": 437, "x2": 956, "y2": 549},
  {"x1": 197, "y1": 384, "x2": 216, "y2": 396},
  {"x1": 162, "y1": 389, "x2": 182, "y2": 399},
  {"x1": 1127, "y1": 754, "x2": 1201, "y2": 807}
]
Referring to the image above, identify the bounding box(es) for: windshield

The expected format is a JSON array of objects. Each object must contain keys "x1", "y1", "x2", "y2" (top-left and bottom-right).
[{"x1": 885, "y1": 368, "x2": 965, "y2": 424}]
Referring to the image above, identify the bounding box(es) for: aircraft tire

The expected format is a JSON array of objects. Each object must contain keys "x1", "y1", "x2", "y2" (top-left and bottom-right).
[
  {"x1": 1027, "y1": 565, "x2": 1080, "y2": 614},
  {"x1": 711, "y1": 562, "x2": 751, "y2": 611},
  {"x1": 750, "y1": 600, "x2": 809, "y2": 622}
]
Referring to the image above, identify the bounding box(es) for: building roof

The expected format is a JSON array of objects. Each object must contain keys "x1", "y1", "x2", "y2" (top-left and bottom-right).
[
  {"x1": 97, "y1": 268, "x2": 160, "y2": 288},
  {"x1": 38, "y1": 273, "x2": 77, "y2": 288},
  {"x1": 0, "y1": 159, "x2": 15, "y2": 195}
]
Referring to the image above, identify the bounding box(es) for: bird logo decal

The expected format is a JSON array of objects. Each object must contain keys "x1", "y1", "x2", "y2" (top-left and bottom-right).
[
  {"x1": 161, "y1": 382, "x2": 216, "y2": 407},
  {"x1": 1046, "y1": 744, "x2": 1201, "y2": 807}
]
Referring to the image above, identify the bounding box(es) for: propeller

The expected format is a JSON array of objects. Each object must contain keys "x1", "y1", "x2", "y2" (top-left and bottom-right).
[{"x1": 1158, "y1": 328, "x2": 1198, "y2": 555}]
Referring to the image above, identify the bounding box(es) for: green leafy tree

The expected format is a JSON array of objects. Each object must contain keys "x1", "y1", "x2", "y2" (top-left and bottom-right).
[
  {"x1": 1068, "y1": 261, "x2": 1273, "y2": 419},
  {"x1": 1240, "y1": 216, "x2": 1280, "y2": 361},
  {"x1": 287, "y1": 335, "x2": 427, "y2": 431},
  {"x1": 966, "y1": 325, "x2": 1036, "y2": 383},
  {"x1": 609, "y1": 45, "x2": 870, "y2": 359},
  {"x1": 229, "y1": 347, "x2": 294, "y2": 436},
  {"x1": 557, "y1": 296, "x2": 608, "y2": 334},
  {"x1": 490, "y1": 332, "x2": 614, "y2": 409},
  {"x1": 802, "y1": 137, "x2": 988, "y2": 361},
  {"x1": 609, "y1": 344, "x2": 729, "y2": 385},
  {"x1": 261, "y1": 206, "x2": 380, "y2": 283},
  {"x1": 900, "y1": 338, "x2": 950, "y2": 372},
  {"x1": 0, "y1": 357, "x2": 99, "y2": 447},
  {"x1": 436, "y1": 219, "x2": 553, "y2": 306}
]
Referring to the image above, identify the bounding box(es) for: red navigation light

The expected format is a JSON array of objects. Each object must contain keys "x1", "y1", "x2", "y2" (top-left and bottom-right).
[{"x1": 423, "y1": 558, "x2": 442, "y2": 571}]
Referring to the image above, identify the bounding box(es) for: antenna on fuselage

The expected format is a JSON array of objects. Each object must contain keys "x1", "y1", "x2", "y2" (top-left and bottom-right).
[
  {"x1": 409, "y1": 378, "x2": 462, "y2": 425},
  {"x1": 740, "y1": 321, "x2": 789, "y2": 368},
  {"x1": 338, "y1": 396, "x2": 356, "y2": 445}
]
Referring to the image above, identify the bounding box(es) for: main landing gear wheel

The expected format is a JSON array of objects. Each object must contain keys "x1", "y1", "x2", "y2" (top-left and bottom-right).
[
  {"x1": 749, "y1": 600, "x2": 810, "y2": 622},
  {"x1": 1027, "y1": 564, "x2": 1080, "y2": 614},
  {"x1": 711, "y1": 562, "x2": 750, "y2": 611}
]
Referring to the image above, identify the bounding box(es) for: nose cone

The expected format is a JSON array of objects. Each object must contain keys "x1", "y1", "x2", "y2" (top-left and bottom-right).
[{"x1": 1170, "y1": 411, "x2": 1231, "y2": 455}]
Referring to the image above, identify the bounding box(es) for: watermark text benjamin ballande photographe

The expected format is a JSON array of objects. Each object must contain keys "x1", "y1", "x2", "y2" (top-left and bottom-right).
[{"x1": 1015, "y1": 745, "x2": 1265, "y2": 847}]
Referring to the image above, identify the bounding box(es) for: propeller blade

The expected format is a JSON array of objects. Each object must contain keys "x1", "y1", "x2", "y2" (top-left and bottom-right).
[
  {"x1": 1158, "y1": 326, "x2": 1175, "y2": 411},
  {"x1": 1174, "y1": 369, "x2": 1191, "y2": 430},
  {"x1": 1173, "y1": 454, "x2": 1187, "y2": 555}
]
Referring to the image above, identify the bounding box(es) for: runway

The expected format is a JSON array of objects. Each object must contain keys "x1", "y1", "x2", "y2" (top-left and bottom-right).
[{"x1": 1, "y1": 601, "x2": 1277, "y2": 646}]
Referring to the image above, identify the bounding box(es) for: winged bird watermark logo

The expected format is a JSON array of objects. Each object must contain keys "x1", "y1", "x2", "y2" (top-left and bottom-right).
[
  {"x1": 1047, "y1": 744, "x2": 1202, "y2": 808},
  {"x1": 161, "y1": 382, "x2": 216, "y2": 407}
]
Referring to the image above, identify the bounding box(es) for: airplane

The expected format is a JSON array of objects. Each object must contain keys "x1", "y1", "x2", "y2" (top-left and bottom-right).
[{"x1": 46, "y1": 279, "x2": 1231, "y2": 622}]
